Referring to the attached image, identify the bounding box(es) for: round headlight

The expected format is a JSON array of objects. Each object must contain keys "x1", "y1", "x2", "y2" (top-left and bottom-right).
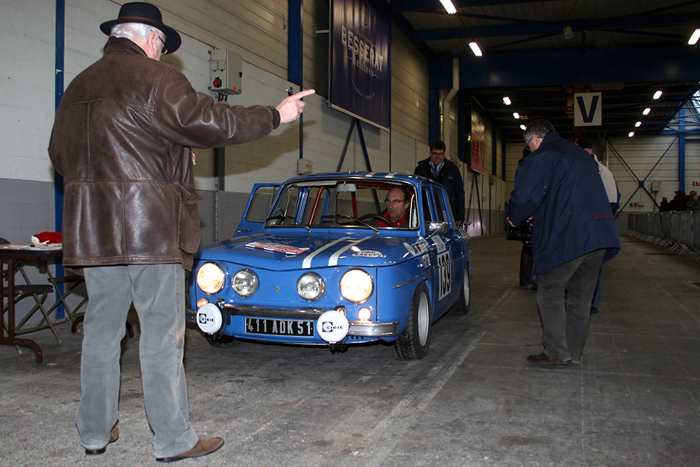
[
  {"x1": 232, "y1": 269, "x2": 259, "y2": 297},
  {"x1": 196, "y1": 262, "x2": 225, "y2": 295},
  {"x1": 358, "y1": 307, "x2": 372, "y2": 321},
  {"x1": 340, "y1": 269, "x2": 373, "y2": 304},
  {"x1": 297, "y1": 272, "x2": 325, "y2": 301}
]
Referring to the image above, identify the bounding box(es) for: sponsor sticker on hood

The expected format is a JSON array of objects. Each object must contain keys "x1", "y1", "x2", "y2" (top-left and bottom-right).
[{"x1": 246, "y1": 241, "x2": 309, "y2": 255}]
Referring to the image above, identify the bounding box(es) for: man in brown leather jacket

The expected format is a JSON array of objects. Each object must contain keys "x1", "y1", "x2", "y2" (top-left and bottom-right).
[{"x1": 48, "y1": 2, "x2": 313, "y2": 463}]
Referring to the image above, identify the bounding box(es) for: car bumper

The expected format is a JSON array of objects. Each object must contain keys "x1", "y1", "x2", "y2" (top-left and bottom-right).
[{"x1": 187, "y1": 304, "x2": 399, "y2": 338}]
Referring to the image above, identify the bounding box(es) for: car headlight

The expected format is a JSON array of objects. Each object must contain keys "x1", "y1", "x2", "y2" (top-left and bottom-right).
[
  {"x1": 196, "y1": 262, "x2": 225, "y2": 295},
  {"x1": 232, "y1": 269, "x2": 259, "y2": 297},
  {"x1": 340, "y1": 269, "x2": 373, "y2": 304},
  {"x1": 297, "y1": 272, "x2": 325, "y2": 301}
]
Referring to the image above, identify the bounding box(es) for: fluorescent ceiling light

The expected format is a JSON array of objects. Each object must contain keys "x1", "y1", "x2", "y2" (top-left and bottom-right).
[
  {"x1": 469, "y1": 42, "x2": 483, "y2": 57},
  {"x1": 653, "y1": 90, "x2": 663, "y2": 99},
  {"x1": 503, "y1": 96, "x2": 511, "y2": 105},
  {"x1": 440, "y1": 0, "x2": 457, "y2": 14},
  {"x1": 635, "y1": 121, "x2": 642, "y2": 127},
  {"x1": 689, "y1": 29, "x2": 700, "y2": 45},
  {"x1": 643, "y1": 108, "x2": 651, "y2": 115},
  {"x1": 519, "y1": 124, "x2": 527, "y2": 131},
  {"x1": 563, "y1": 26, "x2": 574, "y2": 40},
  {"x1": 513, "y1": 112, "x2": 520, "y2": 119},
  {"x1": 628, "y1": 132, "x2": 635, "y2": 137}
]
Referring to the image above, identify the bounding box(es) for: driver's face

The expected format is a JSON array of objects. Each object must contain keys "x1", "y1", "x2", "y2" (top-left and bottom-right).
[{"x1": 385, "y1": 188, "x2": 408, "y2": 221}]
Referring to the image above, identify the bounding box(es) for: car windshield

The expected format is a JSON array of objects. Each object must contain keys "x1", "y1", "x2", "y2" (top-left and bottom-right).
[{"x1": 265, "y1": 179, "x2": 419, "y2": 230}]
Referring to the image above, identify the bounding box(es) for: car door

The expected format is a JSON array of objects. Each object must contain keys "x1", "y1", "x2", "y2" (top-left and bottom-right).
[
  {"x1": 425, "y1": 185, "x2": 462, "y2": 317},
  {"x1": 234, "y1": 183, "x2": 280, "y2": 236}
]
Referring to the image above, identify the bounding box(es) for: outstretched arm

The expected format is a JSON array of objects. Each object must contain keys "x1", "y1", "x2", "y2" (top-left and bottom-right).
[{"x1": 276, "y1": 89, "x2": 316, "y2": 123}]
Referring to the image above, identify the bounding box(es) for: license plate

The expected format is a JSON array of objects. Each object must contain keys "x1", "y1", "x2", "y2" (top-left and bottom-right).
[{"x1": 245, "y1": 318, "x2": 315, "y2": 337}]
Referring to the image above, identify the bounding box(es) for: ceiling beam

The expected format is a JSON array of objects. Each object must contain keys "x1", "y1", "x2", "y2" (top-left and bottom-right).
[
  {"x1": 391, "y1": 0, "x2": 561, "y2": 13},
  {"x1": 430, "y1": 45, "x2": 700, "y2": 88},
  {"x1": 413, "y1": 14, "x2": 698, "y2": 41}
]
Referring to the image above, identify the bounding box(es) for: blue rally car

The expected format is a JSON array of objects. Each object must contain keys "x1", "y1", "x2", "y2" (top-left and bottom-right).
[{"x1": 187, "y1": 172, "x2": 471, "y2": 359}]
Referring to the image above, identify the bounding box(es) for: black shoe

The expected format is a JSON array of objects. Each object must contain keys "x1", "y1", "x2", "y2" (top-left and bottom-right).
[
  {"x1": 85, "y1": 423, "x2": 119, "y2": 455},
  {"x1": 527, "y1": 353, "x2": 571, "y2": 367}
]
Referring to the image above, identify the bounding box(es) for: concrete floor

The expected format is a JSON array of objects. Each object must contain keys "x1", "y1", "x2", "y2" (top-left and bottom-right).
[{"x1": 1, "y1": 234, "x2": 699, "y2": 467}]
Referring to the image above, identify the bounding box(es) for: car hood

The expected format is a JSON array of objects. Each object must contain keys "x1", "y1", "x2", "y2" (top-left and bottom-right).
[{"x1": 196, "y1": 232, "x2": 427, "y2": 271}]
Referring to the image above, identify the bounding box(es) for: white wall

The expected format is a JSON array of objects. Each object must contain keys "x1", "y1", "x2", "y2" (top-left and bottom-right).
[
  {"x1": 0, "y1": 0, "x2": 57, "y2": 182},
  {"x1": 606, "y1": 135, "x2": 700, "y2": 212}
]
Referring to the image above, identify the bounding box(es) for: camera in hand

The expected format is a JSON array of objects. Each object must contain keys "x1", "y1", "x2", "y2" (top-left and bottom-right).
[{"x1": 507, "y1": 218, "x2": 533, "y2": 245}]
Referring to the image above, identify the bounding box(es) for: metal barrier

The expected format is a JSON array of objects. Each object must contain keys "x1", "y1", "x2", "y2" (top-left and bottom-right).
[{"x1": 627, "y1": 212, "x2": 700, "y2": 260}]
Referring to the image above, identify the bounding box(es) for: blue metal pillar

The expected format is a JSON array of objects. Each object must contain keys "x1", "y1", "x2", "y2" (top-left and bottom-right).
[
  {"x1": 54, "y1": 0, "x2": 66, "y2": 318},
  {"x1": 491, "y1": 125, "x2": 497, "y2": 177},
  {"x1": 288, "y1": 0, "x2": 303, "y2": 86},
  {"x1": 679, "y1": 108, "x2": 686, "y2": 192},
  {"x1": 458, "y1": 90, "x2": 465, "y2": 162},
  {"x1": 287, "y1": 0, "x2": 304, "y2": 161},
  {"x1": 429, "y1": 61, "x2": 442, "y2": 142}
]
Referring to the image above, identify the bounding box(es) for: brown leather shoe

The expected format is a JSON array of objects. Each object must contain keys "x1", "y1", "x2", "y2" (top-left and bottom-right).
[
  {"x1": 527, "y1": 353, "x2": 571, "y2": 367},
  {"x1": 156, "y1": 437, "x2": 225, "y2": 463},
  {"x1": 84, "y1": 422, "x2": 119, "y2": 455}
]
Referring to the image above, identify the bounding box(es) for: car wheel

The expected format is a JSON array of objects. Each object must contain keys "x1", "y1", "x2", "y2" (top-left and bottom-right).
[
  {"x1": 395, "y1": 282, "x2": 431, "y2": 360},
  {"x1": 205, "y1": 333, "x2": 235, "y2": 347},
  {"x1": 452, "y1": 264, "x2": 471, "y2": 316}
]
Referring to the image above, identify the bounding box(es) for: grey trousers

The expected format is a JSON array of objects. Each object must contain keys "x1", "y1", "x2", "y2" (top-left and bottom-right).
[
  {"x1": 77, "y1": 264, "x2": 198, "y2": 457},
  {"x1": 536, "y1": 250, "x2": 605, "y2": 363}
]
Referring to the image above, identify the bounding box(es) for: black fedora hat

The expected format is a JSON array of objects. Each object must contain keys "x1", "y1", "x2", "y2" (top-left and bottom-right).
[{"x1": 100, "y1": 2, "x2": 181, "y2": 54}]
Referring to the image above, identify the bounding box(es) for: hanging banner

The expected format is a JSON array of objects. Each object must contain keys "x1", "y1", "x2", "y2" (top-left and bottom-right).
[
  {"x1": 471, "y1": 106, "x2": 485, "y2": 174},
  {"x1": 574, "y1": 92, "x2": 602, "y2": 126},
  {"x1": 330, "y1": 0, "x2": 391, "y2": 129}
]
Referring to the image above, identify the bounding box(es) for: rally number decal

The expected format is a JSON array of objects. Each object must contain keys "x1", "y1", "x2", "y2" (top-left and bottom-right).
[{"x1": 437, "y1": 251, "x2": 451, "y2": 300}]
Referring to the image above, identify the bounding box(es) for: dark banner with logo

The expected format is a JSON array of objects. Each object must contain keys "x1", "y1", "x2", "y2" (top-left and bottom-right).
[
  {"x1": 330, "y1": 0, "x2": 391, "y2": 129},
  {"x1": 471, "y1": 105, "x2": 485, "y2": 174}
]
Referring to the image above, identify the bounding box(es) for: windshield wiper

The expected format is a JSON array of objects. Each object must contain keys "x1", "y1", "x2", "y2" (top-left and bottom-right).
[{"x1": 326, "y1": 214, "x2": 378, "y2": 233}]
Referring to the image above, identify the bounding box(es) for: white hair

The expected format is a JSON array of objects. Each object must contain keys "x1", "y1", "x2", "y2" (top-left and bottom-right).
[{"x1": 110, "y1": 22, "x2": 165, "y2": 44}]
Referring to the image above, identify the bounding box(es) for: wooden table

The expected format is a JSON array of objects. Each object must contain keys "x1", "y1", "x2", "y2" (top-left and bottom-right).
[{"x1": 1, "y1": 245, "x2": 63, "y2": 362}]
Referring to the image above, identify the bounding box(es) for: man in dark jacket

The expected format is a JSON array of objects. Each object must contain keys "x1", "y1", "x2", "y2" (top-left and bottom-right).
[
  {"x1": 48, "y1": 2, "x2": 313, "y2": 462},
  {"x1": 414, "y1": 140, "x2": 465, "y2": 225},
  {"x1": 508, "y1": 120, "x2": 620, "y2": 367}
]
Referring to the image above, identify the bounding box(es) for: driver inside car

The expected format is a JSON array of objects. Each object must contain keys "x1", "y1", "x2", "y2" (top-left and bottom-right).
[{"x1": 378, "y1": 187, "x2": 411, "y2": 227}]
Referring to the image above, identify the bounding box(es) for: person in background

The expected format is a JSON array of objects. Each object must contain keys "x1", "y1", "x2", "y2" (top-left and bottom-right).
[
  {"x1": 687, "y1": 191, "x2": 699, "y2": 212},
  {"x1": 508, "y1": 120, "x2": 620, "y2": 367},
  {"x1": 48, "y1": 2, "x2": 314, "y2": 462},
  {"x1": 576, "y1": 137, "x2": 620, "y2": 313},
  {"x1": 414, "y1": 140, "x2": 465, "y2": 226},
  {"x1": 661, "y1": 190, "x2": 689, "y2": 212}
]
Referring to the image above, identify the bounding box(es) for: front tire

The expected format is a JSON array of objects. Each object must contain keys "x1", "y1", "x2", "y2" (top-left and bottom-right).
[
  {"x1": 205, "y1": 333, "x2": 235, "y2": 347},
  {"x1": 452, "y1": 264, "x2": 471, "y2": 316},
  {"x1": 395, "y1": 282, "x2": 432, "y2": 360}
]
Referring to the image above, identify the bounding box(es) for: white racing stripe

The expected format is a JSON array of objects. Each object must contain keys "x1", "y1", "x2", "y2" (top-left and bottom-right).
[
  {"x1": 328, "y1": 236, "x2": 372, "y2": 267},
  {"x1": 302, "y1": 237, "x2": 350, "y2": 269}
]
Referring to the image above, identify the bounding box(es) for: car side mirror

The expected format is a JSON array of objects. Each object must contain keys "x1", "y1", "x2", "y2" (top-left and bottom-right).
[{"x1": 426, "y1": 221, "x2": 448, "y2": 239}]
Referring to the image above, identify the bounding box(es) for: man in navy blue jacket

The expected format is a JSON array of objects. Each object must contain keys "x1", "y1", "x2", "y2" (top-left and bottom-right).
[{"x1": 508, "y1": 120, "x2": 620, "y2": 366}]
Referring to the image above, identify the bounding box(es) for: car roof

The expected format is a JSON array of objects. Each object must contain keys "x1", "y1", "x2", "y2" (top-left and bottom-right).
[{"x1": 283, "y1": 171, "x2": 442, "y2": 188}]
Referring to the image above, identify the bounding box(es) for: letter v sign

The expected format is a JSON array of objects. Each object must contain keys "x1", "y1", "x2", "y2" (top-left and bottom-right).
[{"x1": 574, "y1": 92, "x2": 602, "y2": 126}]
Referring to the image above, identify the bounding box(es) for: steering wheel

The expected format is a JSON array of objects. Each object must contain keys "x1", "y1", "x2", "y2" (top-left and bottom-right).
[{"x1": 358, "y1": 214, "x2": 389, "y2": 225}]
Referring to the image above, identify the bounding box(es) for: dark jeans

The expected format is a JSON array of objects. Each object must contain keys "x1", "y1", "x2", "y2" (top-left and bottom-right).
[{"x1": 536, "y1": 250, "x2": 605, "y2": 362}]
